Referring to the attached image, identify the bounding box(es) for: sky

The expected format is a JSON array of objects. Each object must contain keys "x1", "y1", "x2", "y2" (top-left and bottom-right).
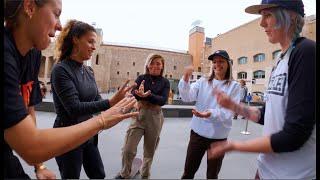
[{"x1": 60, "y1": 0, "x2": 316, "y2": 51}]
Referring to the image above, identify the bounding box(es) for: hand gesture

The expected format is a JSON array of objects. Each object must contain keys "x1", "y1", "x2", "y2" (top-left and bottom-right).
[
  {"x1": 207, "y1": 140, "x2": 234, "y2": 160},
  {"x1": 192, "y1": 108, "x2": 211, "y2": 118},
  {"x1": 183, "y1": 65, "x2": 194, "y2": 82},
  {"x1": 110, "y1": 80, "x2": 136, "y2": 106},
  {"x1": 98, "y1": 96, "x2": 139, "y2": 130},
  {"x1": 35, "y1": 167, "x2": 56, "y2": 179},
  {"x1": 134, "y1": 80, "x2": 151, "y2": 98},
  {"x1": 213, "y1": 87, "x2": 235, "y2": 110}
]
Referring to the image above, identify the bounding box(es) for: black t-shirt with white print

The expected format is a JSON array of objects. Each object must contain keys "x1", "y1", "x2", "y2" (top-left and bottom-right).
[{"x1": 4, "y1": 27, "x2": 42, "y2": 178}]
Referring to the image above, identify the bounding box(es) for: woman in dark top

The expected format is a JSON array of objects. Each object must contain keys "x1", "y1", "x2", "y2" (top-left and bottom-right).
[
  {"x1": 4, "y1": 1, "x2": 137, "y2": 179},
  {"x1": 51, "y1": 20, "x2": 136, "y2": 179},
  {"x1": 115, "y1": 54, "x2": 170, "y2": 179}
]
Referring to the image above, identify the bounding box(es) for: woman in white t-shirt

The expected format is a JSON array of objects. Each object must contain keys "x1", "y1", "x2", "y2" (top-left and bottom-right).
[{"x1": 178, "y1": 50, "x2": 240, "y2": 179}]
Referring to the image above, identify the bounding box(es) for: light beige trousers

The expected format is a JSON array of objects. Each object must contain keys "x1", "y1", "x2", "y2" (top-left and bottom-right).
[{"x1": 120, "y1": 108, "x2": 164, "y2": 179}]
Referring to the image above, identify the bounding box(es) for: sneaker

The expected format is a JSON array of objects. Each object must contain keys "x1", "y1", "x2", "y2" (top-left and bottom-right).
[{"x1": 114, "y1": 174, "x2": 125, "y2": 179}]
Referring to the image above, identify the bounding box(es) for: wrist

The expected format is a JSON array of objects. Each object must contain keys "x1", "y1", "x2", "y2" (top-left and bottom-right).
[
  {"x1": 108, "y1": 98, "x2": 115, "y2": 107},
  {"x1": 97, "y1": 114, "x2": 106, "y2": 131},
  {"x1": 34, "y1": 164, "x2": 47, "y2": 172},
  {"x1": 231, "y1": 102, "x2": 238, "y2": 113},
  {"x1": 183, "y1": 76, "x2": 189, "y2": 82}
]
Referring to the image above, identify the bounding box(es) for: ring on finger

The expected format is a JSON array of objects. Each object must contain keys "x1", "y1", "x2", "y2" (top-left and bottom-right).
[{"x1": 120, "y1": 107, "x2": 126, "y2": 114}]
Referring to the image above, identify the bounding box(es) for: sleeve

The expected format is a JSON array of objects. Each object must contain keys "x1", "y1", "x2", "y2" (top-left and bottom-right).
[
  {"x1": 29, "y1": 50, "x2": 42, "y2": 106},
  {"x1": 51, "y1": 64, "x2": 110, "y2": 118},
  {"x1": 146, "y1": 78, "x2": 170, "y2": 106},
  {"x1": 270, "y1": 40, "x2": 316, "y2": 152},
  {"x1": 94, "y1": 93, "x2": 103, "y2": 101},
  {"x1": 3, "y1": 49, "x2": 28, "y2": 129},
  {"x1": 207, "y1": 82, "x2": 241, "y2": 123},
  {"x1": 87, "y1": 66, "x2": 104, "y2": 102},
  {"x1": 257, "y1": 105, "x2": 265, "y2": 125},
  {"x1": 178, "y1": 77, "x2": 200, "y2": 102}
]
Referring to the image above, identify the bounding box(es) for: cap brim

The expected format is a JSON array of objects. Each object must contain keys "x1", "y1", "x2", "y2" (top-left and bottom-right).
[
  {"x1": 208, "y1": 54, "x2": 229, "y2": 61},
  {"x1": 208, "y1": 54, "x2": 214, "y2": 60},
  {"x1": 245, "y1": 4, "x2": 278, "y2": 15}
]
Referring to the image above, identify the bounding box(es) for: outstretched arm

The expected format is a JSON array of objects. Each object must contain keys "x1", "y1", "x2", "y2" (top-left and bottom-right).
[
  {"x1": 213, "y1": 88, "x2": 264, "y2": 124},
  {"x1": 5, "y1": 97, "x2": 138, "y2": 165}
]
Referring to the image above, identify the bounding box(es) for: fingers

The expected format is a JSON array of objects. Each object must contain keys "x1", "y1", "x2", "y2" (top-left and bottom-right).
[
  {"x1": 124, "y1": 83, "x2": 137, "y2": 93},
  {"x1": 139, "y1": 80, "x2": 145, "y2": 91},
  {"x1": 143, "y1": 90, "x2": 151, "y2": 97},
  {"x1": 114, "y1": 96, "x2": 136, "y2": 107},
  {"x1": 119, "y1": 112, "x2": 139, "y2": 119},
  {"x1": 123, "y1": 98, "x2": 138, "y2": 112},
  {"x1": 120, "y1": 79, "x2": 130, "y2": 91}
]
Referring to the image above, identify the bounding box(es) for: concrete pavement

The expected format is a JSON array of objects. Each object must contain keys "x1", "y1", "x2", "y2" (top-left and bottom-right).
[{"x1": 17, "y1": 111, "x2": 263, "y2": 179}]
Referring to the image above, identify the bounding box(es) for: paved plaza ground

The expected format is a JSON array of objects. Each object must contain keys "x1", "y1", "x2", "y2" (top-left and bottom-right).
[{"x1": 17, "y1": 110, "x2": 263, "y2": 179}]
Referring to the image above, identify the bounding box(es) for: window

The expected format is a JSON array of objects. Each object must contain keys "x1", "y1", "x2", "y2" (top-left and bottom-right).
[
  {"x1": 165, "y1": 74, "x2": 168, "y2": 78},
  {"x1": 253, "y1": 53, "x2": 265, "y2": 62},
  {"x1": 272, "y1": 50, "x2": 281, "y2": 60},
  {"x1": 117, "y1": 71, "x2": 119, "y2": 75},
  {"x1": 253, "y1": 70, "x2": 265, "y2": 79},
  {"x1": 238, "y1": 57, "x2": 247, "y2": 64},
  {"x1": 137, "y1": 72, "x2": 140, "y2": 76},
  {"x1": 117, "y1": 61, "x2": 120, "y2": 65},
  {"x1": 237, "y1": 72, "x2": 247, "y2": 79},
  {"x1": 198, "y1": 67, "x2": 201, "y2": 72},
  {"x1": 174, "y1": 65, "x2": 177, "y2": 70},
  {"x1": 133, "y1": 62, "x2": 135, "y2": 66},
  {"x1": 95, "y1": 54, "x2": 99, "y2": 65},
  {"x1": 127, "y1": 72, "x2": 129, "y2": 76},
  {"x1": 169, "y1": 75, "x2": 172, "y2": 78}
]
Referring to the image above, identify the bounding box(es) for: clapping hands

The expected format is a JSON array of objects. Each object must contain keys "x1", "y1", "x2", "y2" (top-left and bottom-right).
[{"x1": 134, "y1": 80, "x2": 151, "y2": 98}]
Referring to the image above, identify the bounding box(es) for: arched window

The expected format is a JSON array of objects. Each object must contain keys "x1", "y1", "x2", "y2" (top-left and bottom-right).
[
  {"x1": 272, "y1": 50, "x2": 281, "y2": 60},
  {"x1": 133, "y1": 62, "x2": 135, "y2": 66},
  {"x1": 238, "y1": 57, "x2": 247, "y2": 64},
  {"x1": 237, "y1": 72, "x2": 247, "y2": 79},
  {"x1": 253, "y1": 53, "x2": 265, "y2": 62},
  {"x1": 174, "y1": 65, "x2": 177, "y2": 70},
  {"x1": 253, "y1": 70, "x2": 265, "y2": 79}
]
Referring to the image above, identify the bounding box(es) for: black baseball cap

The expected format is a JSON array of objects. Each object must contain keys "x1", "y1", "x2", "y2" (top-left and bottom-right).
[
  {"x1": 245, "y1": 0, "x2": 305, "y2": 17},
  {"x1": 208, "y1": 50, "x2": 230, "y2": 61}
]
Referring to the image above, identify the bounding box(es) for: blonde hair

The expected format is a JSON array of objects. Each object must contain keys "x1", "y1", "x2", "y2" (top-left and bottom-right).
[{"x1": 144, "y1": 54, "x2": 165, "y2": 76}]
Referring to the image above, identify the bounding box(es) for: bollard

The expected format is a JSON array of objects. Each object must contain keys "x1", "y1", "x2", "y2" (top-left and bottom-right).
[{"x1": 240, "y1": 101, "x2": 251, "y2": 135}]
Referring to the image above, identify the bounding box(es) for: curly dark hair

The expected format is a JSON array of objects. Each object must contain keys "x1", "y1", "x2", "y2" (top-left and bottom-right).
[{"x1": 55, "y1": 20, "x2": 96, "y2": 62}]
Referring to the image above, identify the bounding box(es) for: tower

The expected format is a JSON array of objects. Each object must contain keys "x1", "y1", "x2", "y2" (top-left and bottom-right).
[{"x1": 188, "y1": 25, "x2": 205, "y2": 81}]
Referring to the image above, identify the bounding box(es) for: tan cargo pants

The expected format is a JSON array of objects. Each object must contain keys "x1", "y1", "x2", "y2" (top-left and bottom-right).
[{"x1": 119, "y1": 102, "x2": 164, "y2": 179}]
